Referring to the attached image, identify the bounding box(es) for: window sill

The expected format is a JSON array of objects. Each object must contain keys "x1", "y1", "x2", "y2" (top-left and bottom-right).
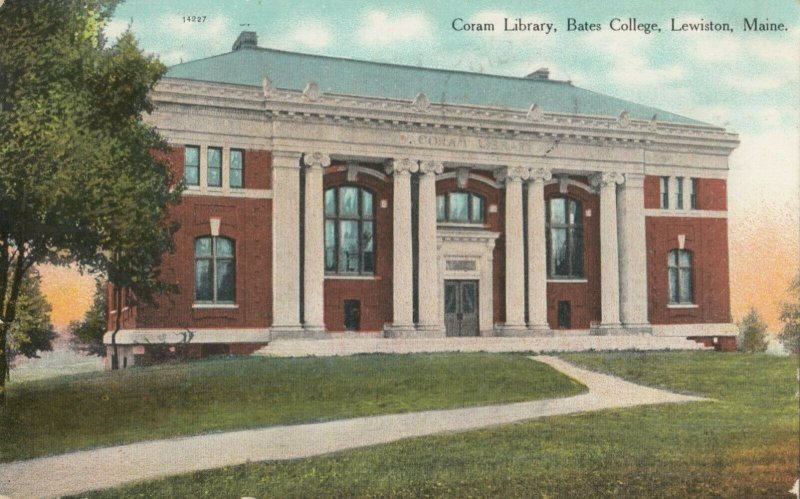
[
  {"x1": 667, "y1": 303, "x2": 698, "y2": 309},
  {"x1": 437, "y1": 222, "x2": 487, "y2": 229},
  {"x1": 325, "y1": 275, "x2": 378, "y2": 280},
  {"x1": 192, "y1": 303, "x2": 239, "y2": 309},
  {"x1": 547, "y1": 278, "x2": 588, "y2": 283}
]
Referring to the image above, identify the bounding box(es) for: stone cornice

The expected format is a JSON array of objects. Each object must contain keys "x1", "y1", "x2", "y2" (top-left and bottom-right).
[{"x1": 151, "y1": 78, "x2": 740, "y2": 157}]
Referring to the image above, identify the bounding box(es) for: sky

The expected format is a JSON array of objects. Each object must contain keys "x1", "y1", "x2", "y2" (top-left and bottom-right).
[{"x1": 41, "y1": 0, "x2": 799, "y2": 330}]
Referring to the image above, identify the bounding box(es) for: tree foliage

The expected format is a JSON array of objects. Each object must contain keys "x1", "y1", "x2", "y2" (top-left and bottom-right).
[
  {"x1": 736, "y1": 307, "x2": 769, "y2": 353},
  {"x1": 0, "y1": 0, "x2": 181, "y2": 402},
  {"x1": 69, "y1": 280, "x2": 107, "y2": 356},
  {"x1": 6, "y1": 270, "x2": 55, "y2": 370},
  {"x1": 778, "y1": 272, "x2": 800, "y2": 355}
]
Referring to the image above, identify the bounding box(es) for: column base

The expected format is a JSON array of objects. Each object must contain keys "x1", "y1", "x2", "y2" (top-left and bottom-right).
[
  {"x1": 415, "y1": 324, "x2": 446, "y2": 338},
  {"x1": 494, "y1": 324, "x2": 531, "y2": 337},
  {"x1": 621, "y1": 323, "x2": 653, "y2": 335},
  {"x1": 526, "y1": 325, "x2": 555, "y2": 337},
  {"x1": 383, "y1": 324, "x2": 418, "y2": 338},
  {"x1": 590, "y1": 323, "x2": 627, "y2": 336},
  {"x1": 270, "y1": 325, "x2": 327, "y2": 340}
]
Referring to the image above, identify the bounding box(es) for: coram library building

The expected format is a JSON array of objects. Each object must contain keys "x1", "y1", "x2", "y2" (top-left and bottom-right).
[{"x1": 104, "y1": 32, "x2": 739, "y2": 366}]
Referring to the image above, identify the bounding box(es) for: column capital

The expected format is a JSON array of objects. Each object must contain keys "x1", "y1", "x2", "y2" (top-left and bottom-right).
[
  {"x1": 590, "y1": 171, "x2": 625, "y2": 188},
  {"x1": 494, "y1": 166, "x2": 529, "y2": 184},
  {"x1": 271, "y1": 150, "x2": 303, "y2": 169},
  {"x1": 386, "y1": 157, "x2": 419, "y2": 176},
  {"x1": 420, "y1": 160, "x2": 444, "y2": 175},
  {"x1": 302, "y1": 151, "x2": 331, "y2": 169},
  {"x1": 527, "y1": 167, "x2": 553, "y2": 183}
]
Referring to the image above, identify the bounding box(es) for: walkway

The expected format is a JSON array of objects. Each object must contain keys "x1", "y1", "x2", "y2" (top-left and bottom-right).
[{"x1": 0, "y1": 356, "x2": 708, "y2": 498}]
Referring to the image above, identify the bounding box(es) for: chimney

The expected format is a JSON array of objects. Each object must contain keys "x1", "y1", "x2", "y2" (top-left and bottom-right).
[
  {"x1": 232, "y1": 31, "x2": 258, "y2": 51},
  {"x1": 525, "y1": 68, "x2": 550, "y2": 80}
]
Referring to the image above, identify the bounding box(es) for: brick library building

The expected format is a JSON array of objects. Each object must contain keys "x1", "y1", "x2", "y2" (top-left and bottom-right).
[{"x1": 104, "y1": 32, "x2": 739, "y2": 366}]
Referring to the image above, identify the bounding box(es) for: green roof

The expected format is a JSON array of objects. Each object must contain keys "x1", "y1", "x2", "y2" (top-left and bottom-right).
[{"x1": 166, "y1": 45, "x2": 707, "y2": 126}]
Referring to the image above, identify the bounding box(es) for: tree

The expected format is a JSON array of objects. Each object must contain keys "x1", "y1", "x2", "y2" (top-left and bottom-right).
[
  {"x1": 0, "y1": 0, "x2": 181, "y2": 404},
  {"x1": 69, "y1": 280, "x2": 107, "y2": 356},
  {"x1": 6, "y1": 269, "x2": 55, "y2": 375},
  {"x1": 778, "y1": 273, "x2": 800, "y2": 355},
  {"x1": 736, "y1": 307, "x2": 769, "y2": 353}
]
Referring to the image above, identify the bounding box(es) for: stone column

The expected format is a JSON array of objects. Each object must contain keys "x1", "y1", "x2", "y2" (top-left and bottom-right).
[
  {"x1": 271, "y1": 151, "x2": 303, "y2": 338},
  {"x1": 417, "y1": 160, "x2": 444, "y2": 336},
  {"x1": 590, "y1": 172, "x2": 625, "y2": 333},
  {"x1": 302, "y1": 152, "x2": 330, "y2": 335},
  {"x1": 496, "y1": 166, "x2": 528, "y2": 335},
  {"x1": 384, "y1": 158, "x2": 418, "y2": 336},
  {"x1": 617, "y1": 173, "x2": 651, "y2": 333},
  {"x1": 526, "y1": 167, "x2": 552, "y2": 334}
]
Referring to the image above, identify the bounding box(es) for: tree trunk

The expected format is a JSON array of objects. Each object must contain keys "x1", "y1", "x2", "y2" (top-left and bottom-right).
[
  {"x1": 0, "y1": 253, "x2": 27, "y2": 406},
  {"x1": 111, "y1": 285, "x2": 123, "y2": 369}
]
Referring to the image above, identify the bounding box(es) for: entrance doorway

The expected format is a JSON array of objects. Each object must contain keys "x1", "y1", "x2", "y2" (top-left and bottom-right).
[{"x1": 444, "y1": 280, "x2": 479, "y2": 337}]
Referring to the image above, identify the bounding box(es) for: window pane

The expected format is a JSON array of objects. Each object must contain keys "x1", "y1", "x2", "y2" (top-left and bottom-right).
[
  {"x1": 551, "y1": 228, "x2": 568, "y2": 276},
  {"x1": 570, "y1": 227, "x2": 584, "y2": 276},
  {"x1": 230, "y1": 169, "x2": 243, "y2": 189},
  {"x1": 195, "y1": 237, "x2": 212, "y2": 256},
  {"x1": 362, "y1": 221, "x2": 374, "y2": 273},
  {"x1": 448, "y1": 193, "x2": 469, "y2": 222},
  {"x1": 680, "y1": 269, "x2": 693, "y2": 303},
  {"x1": 325, "y1": 189, "x2": 336, "y2": 217},
  {"x1": 339, "y1": 220, "x2": 359, "y2": 272},
  {"x1": 207, "y1": 147, "x2": 221, "y2": 167},
  {"x1": 208, "y1": 166, "x2": 221, "y2": 187},
  {"x1": 325, "y1": 220, "x2": 336, "y2": 271},
  {"x1": 185, "y1": 146, "x2": 199, "y2": 166},
  {"x1": 461, "y1": 283, "x2": 476, "y2": 314},
  {"x1": 195, "y1": 259, "x2": 213, "y2": 301},
  {"x1": 437, "y1": 196, "x2": 446, "y2": 222},
  {"x1": 668, "y1": 268, "x2": 679, "y2": 303},
  {"x1": 471, "y1": 195, "x2": 484, "y2": 222},
  {"x1": 676, "y1": 177, "x2": 684, "y2": 209},
  {"x1": 550, "y1": 198, "x2": 566, "y2": 224},
  {"x1": 340, "y1": 187, "x2": 359, "y2": 217},
  {"x1": 660, "y1": 177, "x2": 669, "y2": 209},
  {"x1": 362, "y1": 191, "x2": 373, "y2": 218},
  {"x1": 568, "y1": 200, "x2": 580, "y2": 225},
  {"x1": 444, "y1": 283, "x2": 457, "y2": 313},
  {"x1": 230, "y1": 150, "x2": 242, "y2": 170},
  {"x1": 216, "y1": 260, "x2": 235, "y2": 302},
  {"x1": 216, "y1": 238, "x2": 233, "y2": 257},
  {"x1": 679, "y1": 250, "x2": 691, "y2": 267},
  {"x1": 668, "y1": 250, "x2": 678, "y2": 267}
]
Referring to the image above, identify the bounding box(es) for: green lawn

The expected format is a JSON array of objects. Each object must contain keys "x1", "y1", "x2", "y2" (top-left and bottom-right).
[
  {"x1": 0, "y1": 353, "x2": 584, "y2": 462},
  {"x1": 77, "y1": 352, "x2": 799, "y2": 499}
]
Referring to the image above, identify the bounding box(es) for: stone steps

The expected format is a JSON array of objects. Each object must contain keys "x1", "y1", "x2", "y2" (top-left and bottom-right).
[{"x1": 254, "y1": 336, "x2": 711, "y2": 357}]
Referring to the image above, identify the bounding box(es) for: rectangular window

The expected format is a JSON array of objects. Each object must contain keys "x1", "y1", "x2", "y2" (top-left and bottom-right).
[
  {"x1": 660, "y1": 176, "x2": 670, "y2": 209},
  {"x1": 207, "y1": 147, "x2": 222, "y2": 187},
  {"x1": 344, "y1": 300, "x2": 361, "y2": 331},
  {"x1": 184, "y1": 146, "x2": 200, "y2": 186},
  {"x1": 690, "y1": 178, "x2": 698, "y2": 209},
  {"x1": 230, "y1": 149, "x2": 244, "y2": 188},
  {"x1": 558, "y1": 301, "x2": 571, "y2": 329},
  {"x1": 675, "y1": 177, "x2": 684, "y2": 209}
]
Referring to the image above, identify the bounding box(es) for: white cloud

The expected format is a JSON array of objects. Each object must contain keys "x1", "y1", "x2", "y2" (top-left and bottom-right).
[
  {"x1": 278, "y1": 19, "x2": 333, "y2": 50},
  {"x1": 103, "y1": 19, "x2": 130, "y2": 43},
  {"x1": 355, "y1": 11, "x2": 432, "y2": 45}
]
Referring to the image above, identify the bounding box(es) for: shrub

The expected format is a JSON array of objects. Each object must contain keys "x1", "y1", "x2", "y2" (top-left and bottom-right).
[
  {"x1": 737, "y1": 307, "x2": 769, "y2": 353},
  {"x1": 778, "y1": 273, "x2": 800, "y2": 355}
]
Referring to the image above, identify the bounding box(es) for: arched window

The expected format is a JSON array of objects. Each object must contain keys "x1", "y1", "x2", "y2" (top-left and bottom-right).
[
  {"x1": 325, "y1": 186, "x2": 374, "y2": 274},
  {"x1": 668, "y1": 249, "x2": 693, "y2": 304},
  {"x1": 194, "y1": 236, "x2": 235, "y2": 303},
  {"x1": 546, "y1": 197, "x2": 584, "y2": 278},
  {"x1": 436, "y1": 192, "x2": 484, "y2": 224}
]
